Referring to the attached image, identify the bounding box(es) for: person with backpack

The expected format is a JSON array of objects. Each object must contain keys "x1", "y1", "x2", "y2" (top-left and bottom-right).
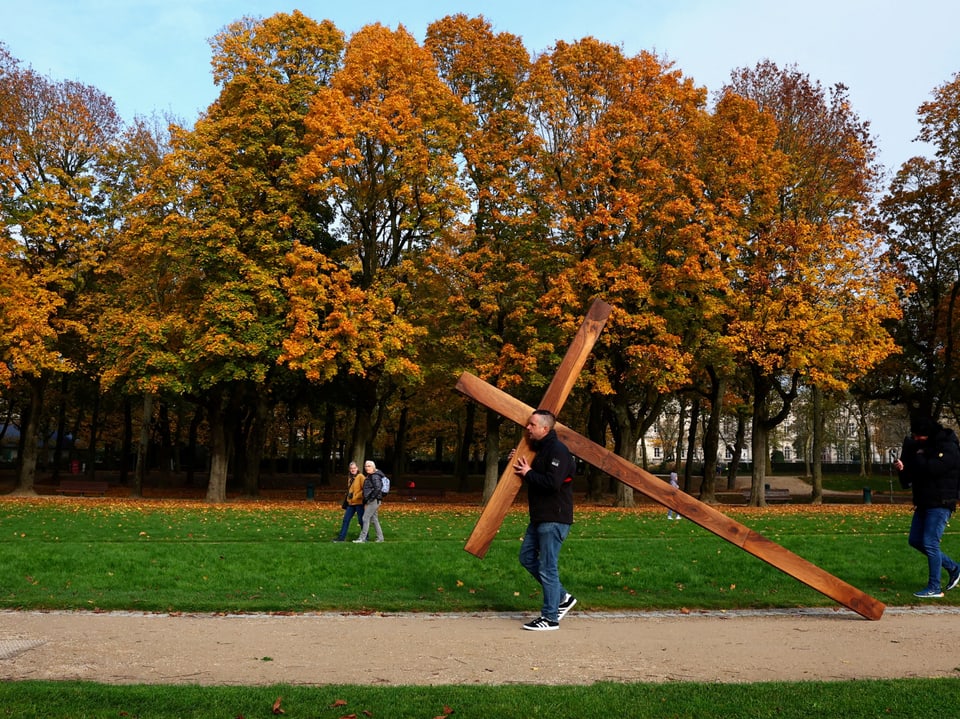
[
  {"x1": 354, "y1": 460, "x2": 386, "y2": 543},
  {"x1": 895, "y1": 412, "x2": 960, "y2": 598},
  {"x1": 333, "y1": 462, "x2": 365, "y2": 542}
]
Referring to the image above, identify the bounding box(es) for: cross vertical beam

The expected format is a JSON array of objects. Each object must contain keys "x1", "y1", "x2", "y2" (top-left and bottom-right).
[{"x1": 463, "y1": 299, "x2": 612, "y2": 558}]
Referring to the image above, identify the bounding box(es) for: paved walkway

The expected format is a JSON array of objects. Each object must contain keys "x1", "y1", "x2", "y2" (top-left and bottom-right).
[{"x1": 2, "y1": 607, "x2": 959, "y2": 686}]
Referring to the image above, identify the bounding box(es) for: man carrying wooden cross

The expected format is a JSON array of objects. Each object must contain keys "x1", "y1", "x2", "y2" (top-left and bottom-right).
[
  {"x1": 460, "y1": 299, "x2": 885, "y2": 621},
  {"x1": 513, "y1": 409, "x2": 579, "y2": 631}
]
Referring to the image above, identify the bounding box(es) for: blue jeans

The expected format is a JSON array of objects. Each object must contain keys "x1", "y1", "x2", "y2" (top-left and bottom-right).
[
  {"x1": 908, "y1": 506, "x2": 958, "y2": 591},
  {"x1": 336, "y1": 504, "x2": 364, "y2": 541},
  {"x1": 519, "y1": 521, "x2": 570, "y2": 622}
]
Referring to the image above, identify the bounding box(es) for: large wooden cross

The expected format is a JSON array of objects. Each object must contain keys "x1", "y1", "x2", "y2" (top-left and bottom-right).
[{"x1": 458, "y1": 299, "x2": 885, "y2": 621}]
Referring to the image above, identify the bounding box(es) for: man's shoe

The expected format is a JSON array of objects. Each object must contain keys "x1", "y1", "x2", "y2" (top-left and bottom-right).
[
  {"x1": 557, "y1": 593, "x2": 577, "y2": 620},
  {"x1": 947, "y1": 568, "x2": 960, "y2": 591},
  {"x1": 522, "y1": 616, "x2": 559, "y2": 631},
  {"x1": 352, "y1": 539, "x2": 366, "y2": 543},
  {"x1": 913, "y1": 587, "x2": 944, "y2": 598}
]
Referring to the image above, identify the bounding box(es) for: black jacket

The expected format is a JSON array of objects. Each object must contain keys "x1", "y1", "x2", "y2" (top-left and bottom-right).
[
  {"x1": 898, "y1": 425, "x2": 960, "y2": 510},
  {"x1": 525, "y1": 429, "x2": 576, "y2": 524},
  {"x1": 362, "y1": 471, "x2": 384, "y2": 504}
]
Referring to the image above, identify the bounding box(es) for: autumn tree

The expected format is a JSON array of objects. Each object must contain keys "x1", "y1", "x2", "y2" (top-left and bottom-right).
[
  {"x1": 109, "y1": 12, "x2": 345, "y2": 502},
  {"x1": 421, "y1": 14, "x2": 555, "y2": 499},
  {"x1": 289, "y1": 23, "x2": 467, "y2": 468},
  {"x1": 0, "y1": 48, "x2": 64, "y2": 398},
  {"x1": 95, "y1": 114, "x2": 187, "y2": 495},
  {"x1": 722, "y1": 62, "x2": 900, "y2": 505},
  {"x1": 877, "y1": 73, "x2": 960, "y2": 421},
  {"x1": 0, "y1": 47, "x2": 122, "y2": 493},
  {"x1": 682, "y1": 90, "x2": 785, "y2": 502},
  {"x1": 524, "y1": 39, "x2": 712, "y2": 506}
]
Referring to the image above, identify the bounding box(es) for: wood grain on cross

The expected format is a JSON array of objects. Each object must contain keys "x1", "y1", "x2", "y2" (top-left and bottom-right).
[
  {"x1": 463, "y1": 299, "x2": 612, "y2": 558},
  {"x1": 456, "y1": 323, "x2": 885, "y2": 621}
]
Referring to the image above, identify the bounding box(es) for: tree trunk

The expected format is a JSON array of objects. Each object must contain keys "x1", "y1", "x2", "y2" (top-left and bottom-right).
[
  {"x1": 349, "y1": 393, "x2": 375, "y2": 469},
  {"x1": 16, "y1": 376, "x2": 46, "y2": 494},
  {"x1": 186, "y1": 405, "x2": 203, "y2": 486},
  {"x1": 52, "y1": 376, "x2": 68, "y2": 482},
  {"x1": 205, "y1": 391, "x2": 238, "y2": 503},
  {"x1": 132, "y1": 392, "x2": 152, "y2": 499},
  {"x1": 749, "y1": 388, "x2": 769, "y2": 507},
  {"x1": 394, "y1": 403, "x2": 409, "y2": 485},
  {"x1": 156, "y1": 401, "x2": 172, "y2": 486},
  {"x1": 85, "y1": 380, "x2": 101, "y2": 480},
  {"x1": 120, "y1": 395, "x2": 132, "y2": 484},
  {"x1": 320, "y1": 402, "x2": 336, "y2": 486},
  {"x1": 172, "y1": 402, "x2": 185, "y2": 474},
  {"x1": 584, "y1": 394, "x2": 606, "y2": 501},
  {"x1": 857, "y1": 398, "x2": 872, "y2": 478},
  {"x1": 683, "y1": 397, "x2": 700, "y2": 494},
  {"x1": 286, "y1": 411, "x2": 297, "y2": 475},
  {"x1": 482, "y1": 409, "x2": 502, "y2": 504},
  {"x1": 727, "y1": 410, "x2": 746, "y2": 491},
  {"x1": 699, "y1": 371, "x2": 725, "y2": 504},
  {"x1": 811, "y1": 385, "x2": 824, "y2": 505},
  {"x1": 241, "y1": 394, "x2": 269, "y2": 496},
  {"x1": 455, "y1": 401, "x2": 475, "y2": 492},
  {"x1": 611, "y1": 399, "x2": 637, "y2": 509},
  {"x1": 675, "y1": 396, "x2": 687, "y2": 472},
  {"x1": 206, "y1": 406, "x2": 232, "y2": 503}
]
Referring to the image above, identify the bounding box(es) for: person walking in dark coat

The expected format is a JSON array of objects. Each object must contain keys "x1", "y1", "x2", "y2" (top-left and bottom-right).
[{"x1": 895, "y1": 413, "x2": 960, "y2": 598}]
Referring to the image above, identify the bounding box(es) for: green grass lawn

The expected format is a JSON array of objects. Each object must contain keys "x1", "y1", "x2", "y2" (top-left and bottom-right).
[
  {"x1": 1, "y1": 497, "x2": 957, "y2": 718},
  {"x1": 2, "y1": 678, "x2": 958, "y2": 719},
  {"x1": 820, "y1": 472, "x2": 904, "y2": 494},
  {"x1": 0, "y1": 498, "x2": 938, "y2": 612}
]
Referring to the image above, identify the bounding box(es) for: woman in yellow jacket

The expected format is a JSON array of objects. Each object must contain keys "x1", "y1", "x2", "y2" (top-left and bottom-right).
[{"x1": 334, "y1": 462, "x2": 365, "y2": 542}]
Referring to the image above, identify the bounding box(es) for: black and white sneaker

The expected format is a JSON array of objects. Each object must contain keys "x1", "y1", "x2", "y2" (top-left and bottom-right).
[
  {"x1": 557, "y1": 593, "x2": 577, "y2": 620},
  {"x1": 522, "y1": 616, "x2": 559, "y2": 631}
]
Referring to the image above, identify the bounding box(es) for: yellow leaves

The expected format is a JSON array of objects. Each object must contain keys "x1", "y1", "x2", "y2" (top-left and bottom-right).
[
  {"x1": 298, "y1": 23, "x2": 468, "y2": 273},
  {"x1": 719, "y1": 217, "x2": 900, "y2": 388},
  {"x1": 210, "y1": 12, "x2": 344, "y2": 92},
  {"x1": 0, "y1": 250, "x2": 70, "y2": 380},
  {"x1": 280, "y1": 243, "x2": 424, "y2": 384}
]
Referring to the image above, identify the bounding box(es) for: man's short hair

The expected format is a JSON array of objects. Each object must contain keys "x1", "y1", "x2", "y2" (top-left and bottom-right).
[{"x1": 532, "y1": 409, "x2": 556, "y2": 428}]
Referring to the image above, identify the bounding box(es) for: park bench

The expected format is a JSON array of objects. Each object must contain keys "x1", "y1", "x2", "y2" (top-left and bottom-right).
[
  {"x1": 740, "y1": 487, "x2": 791, "y2": 504},
  {"x1": 57, "y1": 479, "x2": 110, "y2": 497}
]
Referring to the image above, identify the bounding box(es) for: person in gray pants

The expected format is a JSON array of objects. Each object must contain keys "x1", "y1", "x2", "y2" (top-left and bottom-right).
[{"x1": 354, "y1": 460, "x2": 385, "y2": 543}]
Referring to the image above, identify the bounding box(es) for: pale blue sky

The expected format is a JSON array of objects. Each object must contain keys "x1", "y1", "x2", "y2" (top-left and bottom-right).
[{"x1": 2, "y1": 0, "x2": 958, "y2": 178}]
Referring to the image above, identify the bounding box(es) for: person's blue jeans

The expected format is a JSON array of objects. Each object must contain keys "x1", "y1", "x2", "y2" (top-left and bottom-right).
[
  {"x1": 519, "y1": 521, "x2": 571, "y2": 622},
  {"x1": 908, "y1": 506, "x2": 958, "y2": 591},
  {"x1": 336, "y1": 504, "x2": 364, "y2": 541}
]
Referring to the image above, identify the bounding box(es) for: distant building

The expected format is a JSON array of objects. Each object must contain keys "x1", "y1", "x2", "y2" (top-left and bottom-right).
[{"x1": 637, "y1": 401, "x2": 908, "y2": 470}]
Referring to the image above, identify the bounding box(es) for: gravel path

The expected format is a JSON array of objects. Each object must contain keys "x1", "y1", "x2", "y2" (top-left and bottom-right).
[{"x1": 2, "y1": 607, "x2": 959, "y2": 686}]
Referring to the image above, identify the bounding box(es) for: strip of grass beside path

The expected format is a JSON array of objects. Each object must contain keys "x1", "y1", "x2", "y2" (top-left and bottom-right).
[{"x1": 1, "y1": 678, "x2": 958, "y2": 719}]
